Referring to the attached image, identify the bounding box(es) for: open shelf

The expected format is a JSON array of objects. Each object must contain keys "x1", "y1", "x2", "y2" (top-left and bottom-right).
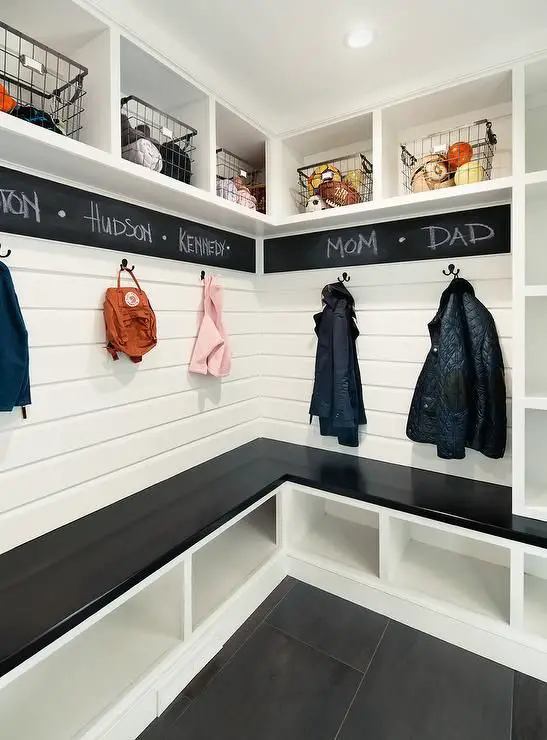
[
  {"x1": 388, "y1": 518, "x2": 510, "y2": 622},
  {"x1": 525, "y1": 296, "x2": 547, "y2": 396},
  {"x1": 0, "y1": 565, "x2": 184, "y2": 740},
  {"x1": 524, "y1": 553, "x2": 547, "y2": 639},
  {"x1": 524, "y1": 409, "x2": 547, "y2": 510},
  {"x1": 525, "y1": 181, "x2": 547, "y2": 285},
  {"x1": 287, "y1": 491, "x2": 379, "y2": 578},
  {"x1": 192, "y1": 497, "x2": 277, "y2": 629},
  {"x1": 120, "y1": 36, "x2": 211, "y2": 193},
  {"x1": 278, "y1": 113, "x2": 373, "y2": 218},
  {"x1": 526, "y1": 59, "x2": 547, "y2": 174},
  {"x1": 381, "y1": 70, "x2": 512, "y2": 199},
  {"x1": 216, "y1": 102, "x2": 267, "y2": 214}
]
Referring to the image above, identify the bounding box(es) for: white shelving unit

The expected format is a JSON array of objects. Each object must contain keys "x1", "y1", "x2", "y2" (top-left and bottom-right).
[
  {"x1": 524, "y1": 552, "x2": 547, "y2": 640},
  {"x1": 192, "y1": 496, "x2": 278, "y2": 628},
  {"x1": 387, "y1": 516, "x2": 511, "y2": 622},
  {"x1": 286, "y1": 488, "x2": 379, "y2": 578}
]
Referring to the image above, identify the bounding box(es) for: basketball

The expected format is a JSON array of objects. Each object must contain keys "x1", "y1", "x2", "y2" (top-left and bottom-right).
[{"x1": 447, "y1": 142, "x2": 473, "y2": 171}]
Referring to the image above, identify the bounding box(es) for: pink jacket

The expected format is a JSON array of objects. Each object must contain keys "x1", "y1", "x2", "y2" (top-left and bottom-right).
[{"x1": 189, "y1": 275, "x2": 231, "y2": 377}]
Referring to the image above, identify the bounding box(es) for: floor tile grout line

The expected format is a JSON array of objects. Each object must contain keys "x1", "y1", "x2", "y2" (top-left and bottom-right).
[
  {"x1": 182, "y1": 578, "x2": 297, "y2": 702},
  {"x1": 265, "y1": 622, "x2": 366, "y2": 674},
  {"x1": 333, "y1": 620, "x2": 391, "y2": 740}
]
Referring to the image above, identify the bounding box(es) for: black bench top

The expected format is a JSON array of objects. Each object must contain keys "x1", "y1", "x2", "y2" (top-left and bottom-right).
[{"x1": 0, "y1": 438, "x2": 543, "y2": 680}]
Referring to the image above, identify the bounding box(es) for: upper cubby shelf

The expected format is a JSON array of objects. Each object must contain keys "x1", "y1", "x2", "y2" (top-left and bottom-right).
[
  {"x1": 526, "y1": 58, "x2": 547, "y2": 175},
  {"x1": 0, "y1": 6, "x2": 523, "y2": 239}
]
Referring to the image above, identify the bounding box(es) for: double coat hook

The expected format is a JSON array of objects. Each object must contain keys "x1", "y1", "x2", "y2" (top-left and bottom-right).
[
  {"x1": 442, "y1": 263, "x2": 460, "y2": 279},
  {"x1": 0, "y1": 244, "x2": 12, "y2": 258},
  {"x1": 120, "y1": 258, "x2": 135, "y2": 272},
  {"x1": 337, "y1": 271, "x2": 350, "y2": 283}
]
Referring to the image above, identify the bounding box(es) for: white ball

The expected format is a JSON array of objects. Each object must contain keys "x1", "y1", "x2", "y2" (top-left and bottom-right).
[{"x1": 305, "y1": 195, "x2": 326, "y2": 212}]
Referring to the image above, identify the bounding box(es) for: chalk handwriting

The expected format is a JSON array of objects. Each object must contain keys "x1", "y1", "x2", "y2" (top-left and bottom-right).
[
  {"x1": 179, "y1": 229, "x2": 229, "y2": 258},
  {"x1": 422, "y1": 223, "x2": 495, "y2": 251},
  {"x1": 327, "y1": 231, "x2": 378, "y2": 259},
  {"x1": 0, "y1": 189, "x2": 40, "y2": 222},
  {"x1": 83, "y1": 201, "x2": 152, "y2": 243}
]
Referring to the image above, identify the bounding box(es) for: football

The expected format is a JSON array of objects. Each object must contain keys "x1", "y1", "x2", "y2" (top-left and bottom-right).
[{"x1": 319, "y1": 180, "x2": 361, "y2": 207}]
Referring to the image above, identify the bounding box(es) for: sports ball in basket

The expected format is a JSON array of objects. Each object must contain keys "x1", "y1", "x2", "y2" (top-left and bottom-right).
[
  {"x1": 411, "y1": 154, "x2": 455, "y2": 193},
  {"x1": 454, "y1": 160, "x2": 485, "y2": 186},
  {"x1": 305, "y1": 195, "x2": 327, "y2": 212},
  {"x1": 344, "y1": 169, "x2": 364, "y2": 192},
  {"x1": 446, "y1": 141, "x2": 473, "y2": 171},
  {"x1": 319, "y1": 179, "x2": 361, "y2": 207},
  {"x1": 307, "y1": 163, "x2": 342, "y2": 195}
]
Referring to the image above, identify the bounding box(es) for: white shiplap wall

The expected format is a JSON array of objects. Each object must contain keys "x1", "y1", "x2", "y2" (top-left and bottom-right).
[
  {"x1": 0, "y1": 233, "x2": 260, "y2": 555},
  {"x1": 258, "y1": 254, "x2": 512, "y2": 486}
]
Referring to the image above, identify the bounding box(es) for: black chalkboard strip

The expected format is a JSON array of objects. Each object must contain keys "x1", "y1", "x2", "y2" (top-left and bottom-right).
[
  {"x1": 0, "y1": 166, "x2": 256, "y2": 273},
  {"x1": 264, "y1": 204, "x2": 510, "y2": 273}
]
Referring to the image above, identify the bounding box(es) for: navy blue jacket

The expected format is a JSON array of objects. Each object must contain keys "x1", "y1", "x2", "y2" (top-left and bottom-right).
[
  {"x1": 0, "y1": 262, "x2": 30, "y2": 412},
  {"x1": 309, "y1": 282, "x2": 366, "y2": 447},
  {"x1": 407, "y1": 278, "x2": 506, "y2": 459}
]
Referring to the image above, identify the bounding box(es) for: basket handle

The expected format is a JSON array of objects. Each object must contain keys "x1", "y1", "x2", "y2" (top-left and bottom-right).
[
  {"x1": 400, "y1": 145, "x2": 417, "y2": 167},
  {"x1": 360, "y1": 153, "x2": 373, "y2": 174}
]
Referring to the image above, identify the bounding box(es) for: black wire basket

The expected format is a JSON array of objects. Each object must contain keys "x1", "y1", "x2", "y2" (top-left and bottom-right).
[
  {"x1": 0, "y1": 21, "x2": 88, "y2": 139},
  {"x1": 216, "y1": 148, "x2": 266, "y2": 213},
  {"x1": 121, "y1": 96, "x2": 197, "y2": 184},
  {"x1": 400, "y1": 119, "x2": 497, "y2": 195},
  {"x1": 297, "y1": 152, "x2": 373, "y2": 213}
]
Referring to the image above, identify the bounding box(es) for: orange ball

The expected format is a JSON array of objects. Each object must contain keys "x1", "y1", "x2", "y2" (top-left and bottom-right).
[{"x1": 447, "y1": 142, "x2": 473, "y2": 171}]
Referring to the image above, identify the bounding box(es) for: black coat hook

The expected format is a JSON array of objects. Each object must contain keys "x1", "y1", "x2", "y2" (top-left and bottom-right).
[
  {"x1": 0, "y1": 245, "x2": 12, "y2": 258},
  {"x1": 200, "y1": 270, "x2": 205, "y2": 280},
  {"x1": 442, "y1": 263, "x2": 460, "y2": 279},
  {"x1": 337, "y1": 272, "x2": 350, "y2": 283},
  {"x1": 120, "y1": 258, "x2": 135, "y2": 272}
]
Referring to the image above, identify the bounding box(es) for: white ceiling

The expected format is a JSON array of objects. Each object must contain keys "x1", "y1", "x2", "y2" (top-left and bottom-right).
[{"x1": 125, "y1": 0, "x2": 547, "y2": 133}]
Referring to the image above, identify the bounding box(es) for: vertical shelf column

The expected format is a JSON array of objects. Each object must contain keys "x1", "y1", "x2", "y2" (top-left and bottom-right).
[{"x1": 512, "y1": 63, "x2": 527, "y2": 515}]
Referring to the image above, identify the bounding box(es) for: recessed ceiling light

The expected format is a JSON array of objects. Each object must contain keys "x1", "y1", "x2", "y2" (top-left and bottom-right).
[{"x1": 345, "y1": 28, "x2": 374, "y2": 49}]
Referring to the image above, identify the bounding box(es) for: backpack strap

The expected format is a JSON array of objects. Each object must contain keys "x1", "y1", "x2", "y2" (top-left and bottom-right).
[{"x1": 117, "y1": 268, "x2": 143, "y2": 291}]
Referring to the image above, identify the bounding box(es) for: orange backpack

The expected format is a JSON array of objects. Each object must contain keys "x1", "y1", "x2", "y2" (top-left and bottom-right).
[{"x1": 103, "y1": 268, "x2": 157, "y2": 363}]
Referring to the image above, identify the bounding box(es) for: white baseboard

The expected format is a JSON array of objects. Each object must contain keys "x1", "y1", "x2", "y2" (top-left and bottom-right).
[{"x1": 287, "y1": 556, "x2": 547, "y2": 684}]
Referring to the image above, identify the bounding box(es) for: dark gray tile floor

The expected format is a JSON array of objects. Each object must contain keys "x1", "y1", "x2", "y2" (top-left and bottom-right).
[{"x1": 138, "y1": 579, "x2": 547, "y2": 740}]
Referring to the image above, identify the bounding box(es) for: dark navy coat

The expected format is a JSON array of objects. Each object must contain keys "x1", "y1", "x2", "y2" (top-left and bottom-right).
[
  {"x1": 0, "y1": 262, "x2": 30, "y2": 412},
  {"x1": 309, "y1": 282, "x2": 366, "y2": 447},
  {"x1": 407, "y1": 278, "x2": 506, "y2": 460}
]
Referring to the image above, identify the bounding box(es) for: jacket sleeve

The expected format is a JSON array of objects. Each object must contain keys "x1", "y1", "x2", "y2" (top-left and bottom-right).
[
  {"x1": 437, "y1": 302, "x2": 469, "y2": 459},
  {"x1": 479, "y1": 323, "x2": 507, "y2": 458},
  {"x1": 0, "y1": 269, "x2": 31, "y2": 411}
]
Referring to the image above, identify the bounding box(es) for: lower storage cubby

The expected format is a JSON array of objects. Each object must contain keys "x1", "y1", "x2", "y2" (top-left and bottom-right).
[
  {"x1": 287, "y1": 490, "x2": 379, "y2": 578},
  {"x1": 524, "y1": 553, "x2": 547, "y2": 640},
  {"x1": 192, "y1": 497, "x2": 277, "y2": 629},
  {"x1": 388, "y1": 518, "x2": 511, "y2": 622},
  {"x1": 0, "y1": 565, "x2": 185, "y2": 740}
]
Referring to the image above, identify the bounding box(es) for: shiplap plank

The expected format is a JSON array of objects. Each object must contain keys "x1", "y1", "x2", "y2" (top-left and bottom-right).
[
  {"x1": 0, "y1": 399, "x2": 259, "y2": 514},
  {"x1": 0, "y1": 420, "x2": 260, "y2": 556}
]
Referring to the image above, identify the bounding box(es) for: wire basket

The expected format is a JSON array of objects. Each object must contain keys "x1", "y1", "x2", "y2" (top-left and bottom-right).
[
  {"x1": 400, "y1": 119, "x2": 497, "y2": 195},
  {"x1": 0, "y1": 21, "x2": 88, "y2": 139},
  {"x1": 297, "y1": 152, "x2": 373, "y2": 212},
  {"x1": 216, "y1": 148, "x2": 266, "y2": 213},
  {"x1": 121, "y1": 95, "x2": 197, "y2": 184}
]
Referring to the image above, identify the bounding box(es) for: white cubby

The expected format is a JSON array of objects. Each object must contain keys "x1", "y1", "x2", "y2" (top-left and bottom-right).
[
  {"x1": 278, "y1": 113, "x2": 373, "y2": 217},
  {"x1": 525, "y1": 296, "x2": 547, "y2": 397},
  {"x1": 387, "y1": 517, "x2": 510, "y2": 622},
  {"x1": 287, "y1": 490, "x2": 379, "y2": 578},
  {"x1": 215, "y1": 102, "x2": 267, "y2": 213},
  {"x1": 524, "y1": 409, "x2": 547, "y2": 508},
  {"x1": 525, "y1": 182, "x2": 547, "y2": 286},
  {"x1": 381, "y1": 70, "x2": 512, "y2": 198},
  {"x1": 0, "y1": 0, "x2": 115, "y2": 154},
  {"x1": 526, "y1": 59, "x2": 547, "y2": 175},
  {"x1": 120, "y1": 36, "x2": 211, "y2": 192},
  {"x1": 0, "y1": 564, "x2": 184, "y2": 740},
  {"x1": 192, "y1": 497, "x2": 278, "y2": 629},
  {"x1": 524, "y1": 552, "x2": 547, "y2": 639}
]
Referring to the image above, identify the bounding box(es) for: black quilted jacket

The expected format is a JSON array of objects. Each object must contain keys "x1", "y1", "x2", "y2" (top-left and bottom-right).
[
  {"x1": 406, "y1": 278, "x2": 506, "y2": 460},
  {"x1": 309, "y1": 282, "x2": 366, "y2": 447}
]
